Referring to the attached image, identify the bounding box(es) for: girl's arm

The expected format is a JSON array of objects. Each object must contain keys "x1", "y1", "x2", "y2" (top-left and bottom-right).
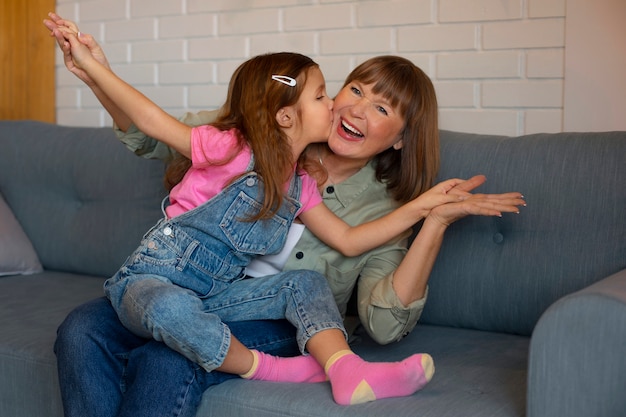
[
  {"x1": 301, "y1": 177, "x2": 525, "y2": 259},
  {"x1": 299, "y1": 178, "x2": 473, "y2": 257},
  {"x1": 63, "y1": 31, "x2": 192, "y2": 157},
  {"x1": 115, "y1": 111, "x2": 219, "y2": 161},
  {"x1": 44, "y1": 14, "x2": 134, "y2": 132}
]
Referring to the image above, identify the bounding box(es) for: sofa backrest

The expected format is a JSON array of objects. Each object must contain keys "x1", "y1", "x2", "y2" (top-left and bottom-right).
[
  {"x1": 421, "y1": 130, "x2": 626, "y2": 336},
  {"x1": 2, "y1": 122, "x2": 624, "y2": 336},
  {"x1": 0, "y1": 121, "x2": 166, "y2": 277}
]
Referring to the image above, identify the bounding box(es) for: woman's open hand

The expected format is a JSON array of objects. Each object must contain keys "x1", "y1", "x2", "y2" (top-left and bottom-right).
[{"x1": 428, "y1": 190, "x2": 526, "y2": 227}]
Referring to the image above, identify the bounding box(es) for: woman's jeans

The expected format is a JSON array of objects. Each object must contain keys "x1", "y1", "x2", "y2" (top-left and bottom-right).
[{"x1": 55, "y1": 297, "x2": 302, "y2": 417}]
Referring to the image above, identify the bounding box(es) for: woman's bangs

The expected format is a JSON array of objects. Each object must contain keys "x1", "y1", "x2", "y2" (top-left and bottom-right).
[{"x1": 351, "y1": 62, "x2": 413, "y2": 118}]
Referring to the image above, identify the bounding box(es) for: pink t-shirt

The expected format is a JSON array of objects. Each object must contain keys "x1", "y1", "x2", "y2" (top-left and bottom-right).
[{"x1": 166, "y1": 125, "x2": 322, "y2": 219}]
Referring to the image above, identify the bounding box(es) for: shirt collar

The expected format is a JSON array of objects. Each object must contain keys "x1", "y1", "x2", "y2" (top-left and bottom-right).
[{"x1": 322, "y1": 160, "x2": 379, "y2": 208}]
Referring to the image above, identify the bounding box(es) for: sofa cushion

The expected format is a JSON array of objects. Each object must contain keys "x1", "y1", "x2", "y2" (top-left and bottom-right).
[
  {"x1": 0, "y1": 121, "x2": 167, "y2": 277},
  {"x1": 422, "y1": 131, "x2": 626, "y2": 336},
  {"x1": 0, "y1": 268, "x2": 529, "y2": 417},
  {"x1": 198, "y1": 325, "x2": 529, "y2": 417},
  {"x1": 0, "y1": 193, "x2": 42, "y2": 276},
  {"x1": 0, "y1": 271, "x2": 106, "y2": 417}
]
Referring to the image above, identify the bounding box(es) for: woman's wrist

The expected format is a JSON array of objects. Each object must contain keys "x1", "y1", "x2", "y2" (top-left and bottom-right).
[
  {"x1": 405, "y1": 196, "x2": 431, "y2": 222},
  {"x1": 423, "y1": 210, "x2": 453, "y2": 229}
]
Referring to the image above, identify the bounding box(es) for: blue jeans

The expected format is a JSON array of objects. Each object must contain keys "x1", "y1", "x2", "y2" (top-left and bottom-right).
[
  {"x1": 103, "y1": 172, "x2": 343, "y2": 371},
  {"x1": 55, "y1": 297, "x2": 301, "y2": 417},
  {"x1": 106, "y1": 269, "x2": 345, "y2": 372}
]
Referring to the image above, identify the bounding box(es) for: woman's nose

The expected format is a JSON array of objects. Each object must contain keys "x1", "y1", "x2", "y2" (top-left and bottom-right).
[{"x1": 349, "y1": 98, "x2": 368, "y2": 117}]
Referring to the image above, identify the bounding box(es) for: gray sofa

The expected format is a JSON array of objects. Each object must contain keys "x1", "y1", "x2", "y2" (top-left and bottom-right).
[{"x1": 1, "y1": 120, "x2": 624, "y2": 417}]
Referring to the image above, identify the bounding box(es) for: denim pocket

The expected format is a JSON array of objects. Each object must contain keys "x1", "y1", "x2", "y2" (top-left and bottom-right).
[
  {"x1": 125, "y1": 237, "x2": 218, "y2": 297},
  {"x1": 134, "y1": 239, "x2": 179, "y2": 268},
  {"x1": 220, "y1": 191, "x2": 289, "y2": 255}
]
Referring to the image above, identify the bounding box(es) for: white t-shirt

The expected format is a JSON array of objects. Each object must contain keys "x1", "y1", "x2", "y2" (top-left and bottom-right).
[{"x1": 245, "y1": 223, "x2": 306, "y2": 277}]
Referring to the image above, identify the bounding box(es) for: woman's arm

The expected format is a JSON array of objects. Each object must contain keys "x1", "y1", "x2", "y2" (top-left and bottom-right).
[
  {"x1": 392, "y1": 188, "x2": 526, "y2": 305},
  {"x1": 116, "y1": 111, "x2": 219, "y2": 161},
  {"x1": 357, "y1": 192, "x2": 526, "y2": 344},
  {"x1": 356, "y1": 179, "x2": 526, "y2": 343}
]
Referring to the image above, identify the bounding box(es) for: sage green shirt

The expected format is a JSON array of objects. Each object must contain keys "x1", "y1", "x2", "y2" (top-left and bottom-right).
[{"x1": 115, "y1": 112, "x2": 427, "y2": 344}]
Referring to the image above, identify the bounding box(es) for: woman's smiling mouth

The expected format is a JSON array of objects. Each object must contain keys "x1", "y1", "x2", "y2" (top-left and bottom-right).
[{"x1": 340, "y1": 119, "x2": 364, "y2": 138}]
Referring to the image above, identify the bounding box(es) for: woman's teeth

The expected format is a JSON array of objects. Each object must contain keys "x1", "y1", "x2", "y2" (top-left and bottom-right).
[{"x1": 341, "y1": 120, "x2": 364, "y2": 137}]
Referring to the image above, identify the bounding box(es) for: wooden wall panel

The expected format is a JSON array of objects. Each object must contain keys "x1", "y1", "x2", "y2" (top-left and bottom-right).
[{"x1": 0, "y1": 0, "x2": 55, "y2": 122}]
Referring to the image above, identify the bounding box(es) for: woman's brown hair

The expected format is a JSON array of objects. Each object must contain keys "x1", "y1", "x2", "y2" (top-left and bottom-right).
[
  {"x1": 342, "y1": 56, "x2": 440, "y2": 203},
  {"x1": 164, "y1": 52, "x2": 318, "y2": 220}
]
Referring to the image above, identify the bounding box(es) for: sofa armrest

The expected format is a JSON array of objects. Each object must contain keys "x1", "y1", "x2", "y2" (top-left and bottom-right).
[{"x1": 527, "y1": 268, "x2": 626, "y2": 417}]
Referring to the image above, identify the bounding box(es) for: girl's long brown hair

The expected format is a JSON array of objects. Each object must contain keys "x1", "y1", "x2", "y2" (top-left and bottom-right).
[
  {"x1": 342, "y1": 56, "x2": 440, "y2": 203},
  {"x1": 164, "y1": 52, "x2": 318, "y2": 220}
]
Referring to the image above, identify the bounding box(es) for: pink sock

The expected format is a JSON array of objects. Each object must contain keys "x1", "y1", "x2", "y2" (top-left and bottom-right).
[
  {"x1": 325, "y1": 350, "x2": 435, "y2": 405},
  {"x1": 240, "y1": 350, "x2": 327, "y2": 383}
]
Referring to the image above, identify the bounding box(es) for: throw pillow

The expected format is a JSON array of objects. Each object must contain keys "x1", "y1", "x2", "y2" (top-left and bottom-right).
[{"x1": 0, "y1": 193, "x2": 43, "y2": 276}]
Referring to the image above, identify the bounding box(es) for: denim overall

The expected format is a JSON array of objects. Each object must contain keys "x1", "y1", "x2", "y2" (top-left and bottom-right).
[{"x1": 104, "y1": 168, "x2": 345, "y2": 372}]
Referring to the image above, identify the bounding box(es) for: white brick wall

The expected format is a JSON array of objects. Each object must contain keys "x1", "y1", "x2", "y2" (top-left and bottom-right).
[{"x1": 54, "y1": 0, "x2": 567, "y2": 136}]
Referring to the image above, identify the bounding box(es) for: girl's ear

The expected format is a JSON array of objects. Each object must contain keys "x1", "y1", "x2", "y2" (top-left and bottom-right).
[
  {"x1": 276, "y1": 106, "x2": 295, "y2": 128},
  {"x1": 392, "y1": 139, "x2": 403, "y2": 150}
]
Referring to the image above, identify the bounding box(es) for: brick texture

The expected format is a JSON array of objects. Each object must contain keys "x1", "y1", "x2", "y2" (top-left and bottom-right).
[{"x1": 55, "y1": 0, "x2": 567, "y2": 135}]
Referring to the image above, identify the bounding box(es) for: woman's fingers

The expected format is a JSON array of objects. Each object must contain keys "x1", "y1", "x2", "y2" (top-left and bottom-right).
[{"x1": 429, "y1": 192, "x2": 526, "y2": 225}]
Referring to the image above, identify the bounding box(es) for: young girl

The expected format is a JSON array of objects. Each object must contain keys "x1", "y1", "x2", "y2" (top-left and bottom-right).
[{"x1": 57, "y1": 28, "x2": 450, "y2": 405}]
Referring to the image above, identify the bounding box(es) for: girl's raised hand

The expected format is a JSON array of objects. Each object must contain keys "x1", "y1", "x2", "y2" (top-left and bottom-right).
[
  {"x1": 411, "y1": 176, "x2": 486, "y2": 219},
  {"x1": 43, "y1": 13, "x2": 109, "y2": 85}
]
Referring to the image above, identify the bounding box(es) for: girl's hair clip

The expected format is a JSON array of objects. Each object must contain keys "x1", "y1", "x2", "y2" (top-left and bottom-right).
[{"x1": 272, "y1": 75, "x2": 297, "y2": 87}]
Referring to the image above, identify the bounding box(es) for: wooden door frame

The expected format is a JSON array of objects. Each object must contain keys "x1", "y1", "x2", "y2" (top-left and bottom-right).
[{"x1": 1, "y1": 0, "x2": 56, "y2": 122}]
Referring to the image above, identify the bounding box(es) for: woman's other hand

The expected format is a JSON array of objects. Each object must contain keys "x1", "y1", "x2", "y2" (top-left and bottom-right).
[{"x1": 428, "y1": 190, "x2": 526, "y2": 227}]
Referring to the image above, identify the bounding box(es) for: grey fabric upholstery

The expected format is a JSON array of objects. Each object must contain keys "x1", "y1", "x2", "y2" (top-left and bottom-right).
[
  {"x1": 197, "y1": 325, "x2": 529, "y2": 417},
  {"x1": 0, "y1": 120, "x2": 624, "y2": 417},
  {"x1": 0, "y1": 272, "x2": 105, "y2": 417},
  {"x1": 423, "y1": 131, "x2": 626, "y2": 336},
  {"x1": 0, "y1": 121, "x2": 166, "y2": 277},
  {"x1": 527, "y1": 268, "x2": 626, "y2": 417}
]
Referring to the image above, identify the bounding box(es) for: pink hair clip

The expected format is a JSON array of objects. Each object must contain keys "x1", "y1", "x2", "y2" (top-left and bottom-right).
[{"x1": 272, "y1": 75, "x2": 296, "y2": 87}]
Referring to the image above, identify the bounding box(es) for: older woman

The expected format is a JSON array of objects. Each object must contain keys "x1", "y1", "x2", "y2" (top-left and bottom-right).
[{"x1": 45, "y1": 13, "x2": 524, "y2": 417}]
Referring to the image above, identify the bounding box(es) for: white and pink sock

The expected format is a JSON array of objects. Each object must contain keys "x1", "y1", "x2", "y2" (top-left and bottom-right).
[{"x1": 325, "y1": 350, "x2": 435, "y2": 405}]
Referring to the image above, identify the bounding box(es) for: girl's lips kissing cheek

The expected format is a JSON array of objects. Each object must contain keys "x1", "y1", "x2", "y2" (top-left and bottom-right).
[{"x1": 336, "y1": 119, "x2": 364, "y2": 141}]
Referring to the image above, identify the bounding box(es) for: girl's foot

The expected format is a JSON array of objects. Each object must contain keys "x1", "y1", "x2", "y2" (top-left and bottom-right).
[{"x1": 325, "y1": 350, "x2": 434, "y2": 405}]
